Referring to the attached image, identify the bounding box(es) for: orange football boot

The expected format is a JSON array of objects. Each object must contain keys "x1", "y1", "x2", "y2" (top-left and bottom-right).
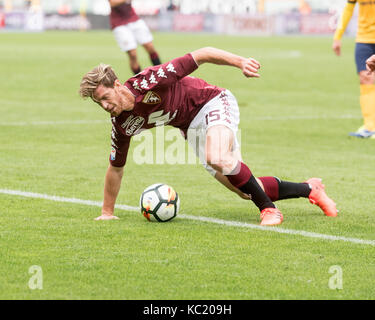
[
  {"x1": 305, "y1": 178, "x2": 337, "y2": 217},
  {"x1": 260, "y1": 208, "x2": 283, "y2": 226}
]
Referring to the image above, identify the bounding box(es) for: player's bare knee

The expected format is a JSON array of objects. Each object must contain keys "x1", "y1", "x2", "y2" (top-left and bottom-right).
[
  {"x1": 206, "y1": 155, "x2": 236, "y2": 175},
  {"x1": 359, "y1": 71, "x2": 374, "y2": 84}
]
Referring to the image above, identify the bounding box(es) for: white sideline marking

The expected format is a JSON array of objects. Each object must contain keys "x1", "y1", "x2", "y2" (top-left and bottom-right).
[
  {"x1": 1, "y1": 188, "x2": 374, "y2": 247},
  {"x1": 0, "y1": 115, "x2": 361, "y2": 126}
]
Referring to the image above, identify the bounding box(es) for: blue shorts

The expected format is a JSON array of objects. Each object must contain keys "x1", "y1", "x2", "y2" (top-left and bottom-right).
[{"x1": 355, "y1": 43, "x2": 375, "y2": 73}]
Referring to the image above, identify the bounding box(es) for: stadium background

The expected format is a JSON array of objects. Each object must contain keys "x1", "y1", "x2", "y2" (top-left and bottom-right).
[{"x1": 0, "y1": 0, "x2": 357, "y2": 35}]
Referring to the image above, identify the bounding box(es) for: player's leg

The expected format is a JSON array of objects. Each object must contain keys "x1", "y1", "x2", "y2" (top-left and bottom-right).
[
  {"x1": 214, "y1": 171, "x2": 337, "y2": 217},
  {"x1": 257, "y1": 176, "x2": 337, "y2": 217},
  {"x1": 212, "y1": 148, "x2": 250, "y2": 200},
  {"x1": 185, "y1": 91, "x2": 282, "y2": 225},
  {"x1": 112, "y1": 24, "x2": 140, "y2": 74},
  {"x1": 205, "y1": 124, "x2": 283, "y2": 226},
  {"x1": 132, "y1": 19, "x2": 161, "y2": 66},
  {"x1": 127, "y1": 48, "x2": 141, "y2": 74},
  {"x1": 143, "y1": 42, "x2": 161, "y2": 66},
  {"x1": 350, "y1": 43, "x2": 375, "y2": 138}
]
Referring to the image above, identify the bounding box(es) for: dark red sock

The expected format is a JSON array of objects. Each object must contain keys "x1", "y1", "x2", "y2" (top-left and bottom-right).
[
  {"x1": 226, "y1": 162, "x2": 275, "y2": 211},
  {"x1": 225, "y1": 162, "x2": 251, "y2": 188},
  {"x1": 258, "y1": 177, "x2": 279, "y2": 201},
  {"x1": 150, "y1": 52, "x2": 161, "y2": 66},
  {"x1": 258, "y1": 176, "x2": 311, "y2": 201}
]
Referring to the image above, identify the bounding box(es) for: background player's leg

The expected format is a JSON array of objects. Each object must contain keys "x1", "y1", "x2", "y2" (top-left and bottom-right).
[
  {"x1": 143, "y1": 42, "x2": 161, "y2": 66},
  {"x1": 132, "y1": 19, "x2": 161, "y2": 66},
  {"x1": 127, "y1": 49, "x2": 141, "y2": 74},
  {"x1": 112, "y1": 25, "x2": 140, "y2": 74},
  {"x1": 359, "y1": 70, "x2": 375, "y2": 133},
  {"x1": 350, "y1": 43, "x2": 375, "y2": 137}
]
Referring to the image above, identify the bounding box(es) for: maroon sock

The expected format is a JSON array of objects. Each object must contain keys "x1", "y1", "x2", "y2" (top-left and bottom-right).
[
  {"x1": 259, "y1": 176, "x2": 311, "y2": 201},
  {"x1": 150, "y1": 52, "x2": 161, "y2": 66},
  {"x1": 225, "y1": 162, "x2": 251, "y2": 188},
  {"x1": 226, "y1": 162, "x2": 275, "y2": 211},
  {"x1": 258, "y1": 177, "x2": 279, "y2": 201}
]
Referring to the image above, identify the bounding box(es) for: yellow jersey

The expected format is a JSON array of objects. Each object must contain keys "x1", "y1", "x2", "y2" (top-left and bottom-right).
[{"x1": 334, "y1": 0, "x2": 375, "y2": 43}]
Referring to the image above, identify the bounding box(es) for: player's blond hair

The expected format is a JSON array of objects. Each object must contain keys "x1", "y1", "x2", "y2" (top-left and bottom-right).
[{"x1": 79, "y1": 64, "x2": 118, "y2": 100}]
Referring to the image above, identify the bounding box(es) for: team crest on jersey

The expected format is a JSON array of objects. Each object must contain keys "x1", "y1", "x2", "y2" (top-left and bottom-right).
[{"x1": 142, "y1": 91, "x2": 161, "y2": 104}]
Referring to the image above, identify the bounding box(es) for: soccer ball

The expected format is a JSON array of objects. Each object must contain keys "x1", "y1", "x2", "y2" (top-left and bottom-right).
[{"x1": 140, "y1": 183, "x2": 180, "y2": 222}]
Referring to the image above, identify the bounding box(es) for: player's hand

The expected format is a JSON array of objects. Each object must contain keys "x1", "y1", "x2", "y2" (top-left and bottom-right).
[
  {"x1": 95, "y1": 214, "x2": 119, "y2": 220},
  {"x1": 332, "y1": 40, "x2": 341, "y2": 56},
  {"x1": 366, "y1": 55, "x2": 375, "y2": 74},
  {"x1": 238, "y1": 192, "x2": 251, "y2": 200},
  {"x1": 241, "y1": 57, "x2": 261, "y2": 78}
]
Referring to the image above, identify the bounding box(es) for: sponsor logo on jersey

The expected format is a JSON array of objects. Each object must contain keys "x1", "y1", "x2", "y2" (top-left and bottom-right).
[
  {"x1": 110, "y1": 147, "x2": 116, "y2": 160},
  {"x1": 140, "y1": 78, "x2": 149, "y2": 89},
  {"x1": 142, "y1": 91, "x2": 161, "y2": 104},
  {"x1": 149, "y1": 72, "x2": 158, "y2": 84},
  {"x1": 132, "y1": 80, "x2": 141, "y2": 91},
  {"x1": 123, "y1": 115, "x2": 145, "y2": 136},
  {"x1": 166, "y1": 63, "x2": 176, "y2": 73},
  {"x1": 157, "y1": 67, "x2": 167, "y2": 78}
]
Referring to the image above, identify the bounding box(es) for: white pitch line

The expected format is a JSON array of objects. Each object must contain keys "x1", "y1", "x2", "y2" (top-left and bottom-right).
[
  {"x1": 0, "y1": 189, "x2": 137, "y2": 212},
  {"x1": 1, "y1": 188, "x2": 374, "y2": 247}
]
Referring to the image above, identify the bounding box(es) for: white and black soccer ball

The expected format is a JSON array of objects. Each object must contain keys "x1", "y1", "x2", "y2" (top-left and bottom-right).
[{"x1": 140, "y1": 183, "x2": 180, "y2": 222}]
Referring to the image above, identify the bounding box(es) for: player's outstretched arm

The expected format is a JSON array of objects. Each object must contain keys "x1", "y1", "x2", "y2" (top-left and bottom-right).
[
  {"x1": 191, "y1": 47, "x2": 261, "y2": 78},
  {"x1": 332, "y1": 1, "x2": 355, "y2": 56},
  {"x1": 366, "y1": 55, "x2": 375, "y2": 73},
  {"x1": 95, "y1": 164, "x2": 124, "y2": 220}
]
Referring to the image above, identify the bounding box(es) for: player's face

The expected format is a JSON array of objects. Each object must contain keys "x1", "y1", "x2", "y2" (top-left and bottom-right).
[{"x1": 93, "y1": 81, "x2": 128, "y2": 117}]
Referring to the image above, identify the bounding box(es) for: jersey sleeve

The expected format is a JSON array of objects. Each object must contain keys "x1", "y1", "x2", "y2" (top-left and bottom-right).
[
  {"x1": 109, "y1": 121, "x2": 131, "y2": 167},
  {"x1": 126, "y1": 53, "x2": 198, "y2": 93},
  {"x1": 333, "y1": 1, "x2": 356, "y2": 40}
]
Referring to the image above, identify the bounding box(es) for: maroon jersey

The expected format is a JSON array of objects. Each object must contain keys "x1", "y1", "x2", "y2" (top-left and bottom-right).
[
  {"x1": 109, "y1": 53, "x2": 224, "y2": 167},
  {"x1": 109, "y1": 1, "x2": 139, "y2": 29}
]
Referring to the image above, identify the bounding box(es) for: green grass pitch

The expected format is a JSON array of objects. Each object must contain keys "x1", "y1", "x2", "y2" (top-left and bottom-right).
[{"x1": 0, "y1": 31, "x2": 374, "y2": 300}]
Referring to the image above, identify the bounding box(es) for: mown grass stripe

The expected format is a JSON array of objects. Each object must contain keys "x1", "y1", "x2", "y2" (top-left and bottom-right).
[{"x1": 1, "y1": 188, "x2": 374, "y2": 247}]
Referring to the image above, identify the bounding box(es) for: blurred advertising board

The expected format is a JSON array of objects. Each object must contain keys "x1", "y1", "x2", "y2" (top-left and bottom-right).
[
  {"x1": 300, "y1": 13, "x2": 332, "y2": 34},
  {"x1": 173, "y1": 14, "x2": 204, "y2": 32},
  {"x1": 0, "y1": 10, "x2": 357, "y2": 37},
  {"x1": 43, "y1": 14, "x2": 90, "y2": 30},
  {"x1": 220, "y1": 14, "x2": 273, "y2": 35},
  {"x1": 0, "y1": 10, "x2": 44, "y2": 31}
]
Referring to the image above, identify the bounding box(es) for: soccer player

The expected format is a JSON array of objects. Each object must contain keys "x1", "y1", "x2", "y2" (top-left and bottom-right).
[
  {"x1": 79, "y1": 47, "x2": 338, "y2": 225},
  {"x1": 108, "y1": 0, "x2": 161, "y2": 74},
  {"x1": 332, "y1": 0, "x2": 375, "y2": 138}
]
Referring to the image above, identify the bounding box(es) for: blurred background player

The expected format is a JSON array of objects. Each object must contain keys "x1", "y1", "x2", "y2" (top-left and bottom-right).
[
  {"x1": 332, "y1": 0, "x2": 375, "y2": 139},
  {"x1": 109, "y1": 0, "x2": 161, "y2": 74},
  {"x1": 79, "y1": 47, "x2": 338, "y2": 225}
]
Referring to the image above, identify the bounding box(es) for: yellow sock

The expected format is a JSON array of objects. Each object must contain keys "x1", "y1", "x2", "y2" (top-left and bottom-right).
[{"x1": 360, "y1": 84, "x2": 375, "y2": 131}]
